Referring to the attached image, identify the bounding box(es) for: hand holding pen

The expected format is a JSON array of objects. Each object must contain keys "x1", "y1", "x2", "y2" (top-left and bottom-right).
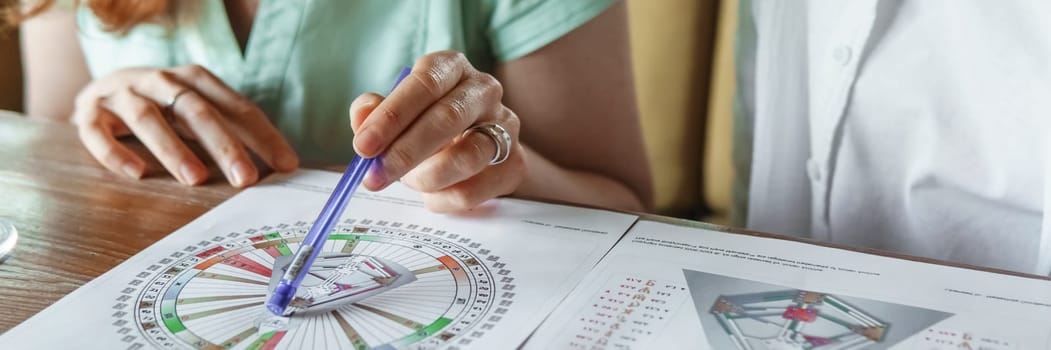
[
  {"x1": 348, "y1": 51, "x2": 524, "y2": 213},
  {"x1": 268, "y1": 52, "x2": 527, "y2": 314}
]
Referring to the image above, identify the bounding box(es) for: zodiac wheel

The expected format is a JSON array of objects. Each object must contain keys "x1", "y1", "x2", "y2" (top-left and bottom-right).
[{"x1": 110, "y1": 219, "x2": 515, "y2": 350}]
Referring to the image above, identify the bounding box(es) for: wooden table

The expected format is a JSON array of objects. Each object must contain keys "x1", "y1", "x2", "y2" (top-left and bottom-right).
[
  {"x1": 0, "y1": 111, "x2": 238, "y2": 332},
  {"x1": 1, "y1": 111, "x2": 1048, "y2": 334}
]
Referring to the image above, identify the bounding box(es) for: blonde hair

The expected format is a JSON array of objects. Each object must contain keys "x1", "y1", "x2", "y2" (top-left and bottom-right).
[{"x1": 6, "y1": 0, "x2": 169, "y2": 32}]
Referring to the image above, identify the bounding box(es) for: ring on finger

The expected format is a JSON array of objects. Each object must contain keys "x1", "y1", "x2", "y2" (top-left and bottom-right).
[
  {"x1": 163, "y1": 89, "x2": 190, "y2": 124},
  {"x1": 463, "y1": 123, "x2": 512, "y2": 165}
]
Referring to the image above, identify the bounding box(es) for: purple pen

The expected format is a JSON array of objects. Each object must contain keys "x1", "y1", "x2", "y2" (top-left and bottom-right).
[{"x1": 267, "y1": 67, "x2": 412, "y2": 316}]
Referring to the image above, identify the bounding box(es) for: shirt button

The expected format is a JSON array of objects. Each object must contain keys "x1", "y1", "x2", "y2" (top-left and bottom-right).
[
  {"x1": 806, "y1": 159, "x2": 823, "y2": 182},
  {"x1": 833, "y1": 45, "x2": 852, "y2": 65}
]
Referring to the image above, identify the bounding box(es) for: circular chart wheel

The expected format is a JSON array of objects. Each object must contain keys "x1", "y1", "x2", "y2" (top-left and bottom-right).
[{"x1": 112, "y1": 219, "x2": 515, "y2": 349}]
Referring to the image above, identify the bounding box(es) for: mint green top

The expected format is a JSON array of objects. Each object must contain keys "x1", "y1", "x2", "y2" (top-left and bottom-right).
[{"x1": 76, "y1": 0, "x2": 615, "y2": 163}]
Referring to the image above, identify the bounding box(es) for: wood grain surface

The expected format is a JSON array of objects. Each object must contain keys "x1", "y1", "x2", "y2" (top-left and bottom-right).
[{"x1": 0, "y1": 111, "x2": 239, "y2": 332}]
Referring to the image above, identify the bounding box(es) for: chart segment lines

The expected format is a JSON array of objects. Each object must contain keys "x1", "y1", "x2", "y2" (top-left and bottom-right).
[{"x1": 116, "y1": 220, "x2": 514, "y2": 349}]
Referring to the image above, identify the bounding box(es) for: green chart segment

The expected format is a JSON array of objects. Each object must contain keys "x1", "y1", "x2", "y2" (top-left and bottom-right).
[{"x1": 125, "y1": 222, "x2": 509, "y2": 349}]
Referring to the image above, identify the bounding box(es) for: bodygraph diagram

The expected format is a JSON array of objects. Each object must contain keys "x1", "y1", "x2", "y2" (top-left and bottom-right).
[
  {"x1": 683, "y1": 269, "x2": 952, "y2": 350},
  {"x1": 112, "y1": 219, "x2": 514, "y2": 350},
  {"x1": 708, "y1": 290, "x2": 889, "y2": 349}
]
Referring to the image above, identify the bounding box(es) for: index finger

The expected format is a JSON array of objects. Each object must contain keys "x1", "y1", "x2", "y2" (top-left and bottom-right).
[{"x1": 353, "y1": 51, "x2": 469, "y2": 157}]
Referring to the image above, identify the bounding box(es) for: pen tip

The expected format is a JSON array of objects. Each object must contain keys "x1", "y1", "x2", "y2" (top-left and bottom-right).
[{"x1": 267, "y1": 285, "x2": 295, "y2": 316}]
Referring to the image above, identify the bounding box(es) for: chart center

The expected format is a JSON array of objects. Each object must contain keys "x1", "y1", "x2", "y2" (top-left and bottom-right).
[{"x1": 267, "y1": 253, "x2": 417, "y2": 315}]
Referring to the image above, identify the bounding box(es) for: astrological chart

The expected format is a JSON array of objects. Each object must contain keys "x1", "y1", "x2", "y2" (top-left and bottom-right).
[
  {"x1": 554, "y1": 274, "x2": 688, "y2": 350},
  {"x1": 111, "y1": 219, "x2": 514, "y2": 350}
]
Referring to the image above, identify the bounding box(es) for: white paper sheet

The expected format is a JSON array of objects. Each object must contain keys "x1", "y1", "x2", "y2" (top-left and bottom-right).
[
  {"x1": 0, "y1": 170, "x2": 637, "y2": 350},
  {"x1": 526, "y1": 220, "x2": 1051, "y2": 350}
]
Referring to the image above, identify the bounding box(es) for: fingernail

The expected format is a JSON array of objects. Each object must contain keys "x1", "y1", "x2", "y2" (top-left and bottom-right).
[
  {"x1": 363, "y1": 168, "x2": 386, "y2": 190},
  {"x1": 121, "y1": 163, "x2": 142, "y2": 179},
  {"x1": 277, "y1": 152, "x2": 298, "y2": 171},
  {"x1": 179, "y1": 163, "x2": 202, "y2": 185},
  {"x1": 355, "y1": 129, "x2": 379, "y2": 156},
  {"x1": 230, "y1": 161, "x2": 254, "y2": 187},
  {"x1": 351, "y1": 101, "x2": 370, "y2": 118}
]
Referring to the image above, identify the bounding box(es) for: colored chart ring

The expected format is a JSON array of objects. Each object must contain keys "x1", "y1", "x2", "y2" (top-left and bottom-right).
[
  {"x1": 117, "y1": 220, "x2": 514, "y2": 349},
  {"x1": 0, "y1": 219, "x2": 16, "y2": 262}
]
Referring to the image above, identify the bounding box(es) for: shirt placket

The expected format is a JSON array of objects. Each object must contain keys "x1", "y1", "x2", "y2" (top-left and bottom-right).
[
  {"x1": 808, "y1": 0, "x2": 879, "y2": 239},
  {"x1": 178, "y1": 0, "x2": 244, "y2": 86},
  {"x1": 240, "y1": 0, "x2": 306, "y2": 117}
]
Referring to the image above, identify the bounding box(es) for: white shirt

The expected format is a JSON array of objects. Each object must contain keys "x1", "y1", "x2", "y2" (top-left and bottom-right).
[{"x1": 735, "y1": 0, "x2": 1051, "y2": 274}]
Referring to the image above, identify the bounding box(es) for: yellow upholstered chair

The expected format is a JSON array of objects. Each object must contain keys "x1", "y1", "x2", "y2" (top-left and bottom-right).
[{"x1": 628, "y1": 0, "x2": 738, "y2": 223}]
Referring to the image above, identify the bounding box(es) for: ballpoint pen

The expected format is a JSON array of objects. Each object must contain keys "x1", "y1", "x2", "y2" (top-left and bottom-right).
[{"x1": 266, "y1": 67, "x2": 412, "y2": 316}]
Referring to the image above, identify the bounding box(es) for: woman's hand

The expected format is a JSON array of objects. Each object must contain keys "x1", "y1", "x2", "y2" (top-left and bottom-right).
[
  {"x1": 349, "y1": 51, "x2": 525, "y2": 212},
  {"x1": 72, "y1": 65, "x2": 299, "y2": 187}
]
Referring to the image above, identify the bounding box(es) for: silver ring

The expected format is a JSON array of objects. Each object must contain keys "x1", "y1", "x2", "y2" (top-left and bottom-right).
[
  {"x1": 166, "y1": 89, "x2": 189, "y2": 109},
  {"x1": 163, "y1": 89, "x2": 189, "y2": 123},
  {"x1": 464, "y1": 123, "x2": 512, "y2": 165}
]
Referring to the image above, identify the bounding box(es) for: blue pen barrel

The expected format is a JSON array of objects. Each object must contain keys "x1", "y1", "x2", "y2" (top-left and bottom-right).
[
  {"x1": 266, "y1": 67, "x2": 409, "y2": 316},
  {"x1": 301, "y1": 155, "x2": 375, "y2": 259},
  {"x1": 266, "y1": 156, "x2": 375, "y2": 315}
]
